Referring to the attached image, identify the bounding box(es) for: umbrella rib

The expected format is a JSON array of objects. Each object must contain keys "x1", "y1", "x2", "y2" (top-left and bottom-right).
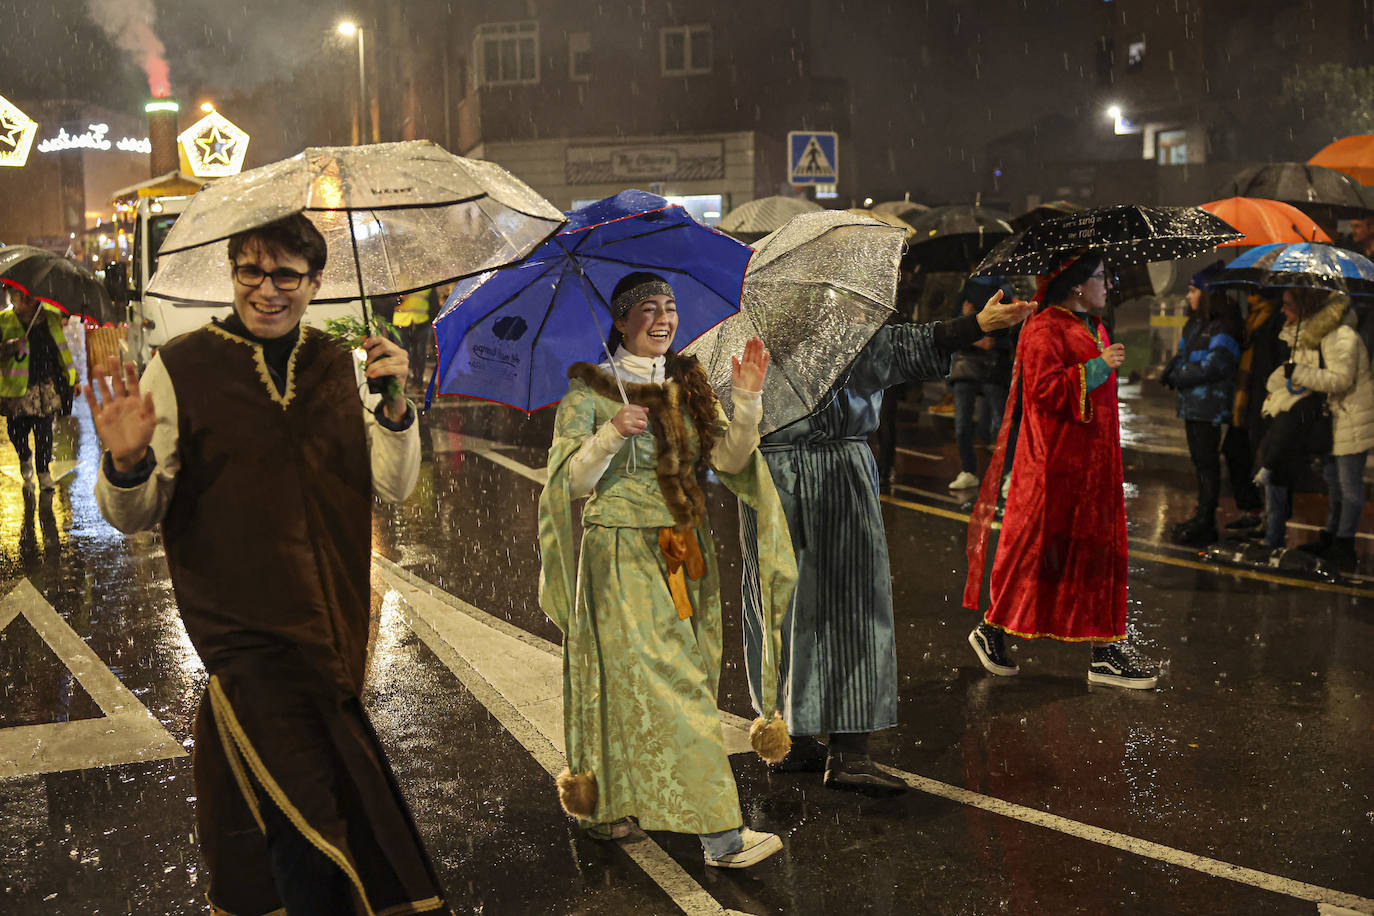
[
  {"x1": 440, "y1": 260, "x2": 562, "y2": 333},
  {"x1": 524, "y1": 262, "x2": 580, "y2": 410},
  {"x1": 581, "y1": 252, "x2": 743, "y2": 307},
  {"x1": 575, "y1": 222, "x2": 687, "y2": 251}
]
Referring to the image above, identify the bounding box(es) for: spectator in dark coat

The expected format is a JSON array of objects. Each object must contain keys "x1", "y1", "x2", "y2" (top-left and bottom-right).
[{"x1": 1161, "y1": 263, "x2": 1257, "y2": 545}]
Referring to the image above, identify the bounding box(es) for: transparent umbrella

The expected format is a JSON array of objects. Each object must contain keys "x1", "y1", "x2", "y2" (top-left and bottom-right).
[
  {"x1": 145, "y1": 140, "x2": 565, "y2": 317},
  {"x1": 683, "y1": 210, "x2": 905, "y2": 435}
]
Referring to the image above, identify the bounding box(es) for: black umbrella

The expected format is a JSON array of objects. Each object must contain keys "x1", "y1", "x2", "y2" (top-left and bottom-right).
[
  {"x1": 1010, "y1": 199, "x2": 1081, "y2": 232},
  {"x1": 0, "y1": 246, "x2": 114, "y2": 323},
  {"x1": 973, "y1": 204, "x2": 1241, "y2": 276},
  {"x1": 1219, "y1": 162, "x2": 1374, "y2": 231},
  {"x1": 903, "y1": 205, "x2": 1013, "y2": 272}
]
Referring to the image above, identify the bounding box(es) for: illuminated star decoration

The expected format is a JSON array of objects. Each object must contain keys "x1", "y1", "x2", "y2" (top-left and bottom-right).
[
  {"x1": 0, "y1": 94, "x2": 38, "y2": 167},
  {"x1": 178, "y1": 110, "x2": 249, "y2": 177}
]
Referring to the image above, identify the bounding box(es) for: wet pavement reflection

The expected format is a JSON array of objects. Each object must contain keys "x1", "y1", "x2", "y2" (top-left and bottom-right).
[{"x1": 1, "y1": 387, "x2": 1370, "y2": 914}]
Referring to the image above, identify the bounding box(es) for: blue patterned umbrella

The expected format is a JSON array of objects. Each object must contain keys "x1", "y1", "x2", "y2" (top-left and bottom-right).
[
  {"x1": 432, "y1": 190, "x2": 752, "y2": 412},
  {"x1": 1214, "y1": 242, "x2": 1374, "y2": 295}
]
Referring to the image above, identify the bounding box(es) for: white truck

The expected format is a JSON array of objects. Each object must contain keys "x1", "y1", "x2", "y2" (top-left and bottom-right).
[{"x1": 125, "y1": 194, "x2": 363, "y2": 366}]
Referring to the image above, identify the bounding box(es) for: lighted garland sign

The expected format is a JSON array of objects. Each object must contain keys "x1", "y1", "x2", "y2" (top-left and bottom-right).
[
  {"x1": 0, "y1": 94, "x2": 38, "y2": 167},
  {"x1": 178, "y1": 110, "x2": 248, "y2": 177},
  {"x1": 36, "y1": 123, "x2": 151, "y2": 154}
]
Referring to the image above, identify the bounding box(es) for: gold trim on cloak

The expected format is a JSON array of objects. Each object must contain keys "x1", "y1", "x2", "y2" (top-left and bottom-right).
[
  {"x1": 207, "y1": 676, "x2": 446, "y2": 916},
  {"x1": 205, "y1": 323, "x2": 305, "y2": 408}
]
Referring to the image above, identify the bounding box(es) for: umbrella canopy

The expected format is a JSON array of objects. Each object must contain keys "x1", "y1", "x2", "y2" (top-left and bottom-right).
[
  {"x1": 718, "y1": 196, "x2": 822, "y2": 242},
  {"x1": 1010, "y1": 199, "x2": 1081, "y2": 232},
  {"x1": 1199, "y1": 197, "x2": 1331, "y2": 247},
  {"x1": 1308, "y1": 135, "x2": 1374, "y2": 187},
  {"x1": 146, "y1": 140, "x2": 565, "y2": 307},
  {"x1": 1213, "y1": 242, "x2": 1374, "y2": 296},
  {"x1": 0, "y1": 246, "x2": 114, "y2": 323},
  {"x1": 974, "y1": 204, "x2": 1241, "y2": 276},
  {"x1": 871, "y1": 198, "x2": 929, "y2": 225},
  {"x1": 683, "y1": 210, "x2": 904, "y2": 436},
  {"x1": 433, "y1": 190, "x2": 752, "y2": 413},
  {"x1": 904, "y1": 205, "x2": 1013, "y2": 272},
  {"x1": 1218, "y1": 162, "x2": 1374, "y2": 229}
]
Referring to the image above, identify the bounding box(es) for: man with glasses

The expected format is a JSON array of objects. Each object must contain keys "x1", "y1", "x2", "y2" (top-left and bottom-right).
[{"x1": 86, "y1": 215, "x2": 448, "y2": 915}]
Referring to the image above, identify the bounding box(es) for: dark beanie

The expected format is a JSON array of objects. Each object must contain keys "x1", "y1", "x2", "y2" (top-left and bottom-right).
[{"x1": 1190, "y1": 260, "x2": 1225, "y2": 290}]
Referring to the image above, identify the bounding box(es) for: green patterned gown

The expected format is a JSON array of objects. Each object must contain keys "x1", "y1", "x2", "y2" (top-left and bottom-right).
[{"x1": 538, "y1": 368, "x2": 796, "y2": 835}]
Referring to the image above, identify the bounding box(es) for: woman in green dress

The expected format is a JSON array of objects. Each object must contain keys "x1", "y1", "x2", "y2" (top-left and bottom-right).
[{"x1": 538, "y1": 272, "x2": 797, "y2": 868}]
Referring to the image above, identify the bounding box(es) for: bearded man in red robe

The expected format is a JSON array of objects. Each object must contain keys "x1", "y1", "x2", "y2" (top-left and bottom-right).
[{"x1": 963, "y1": 251, "x2": 1159, "y2": 689}]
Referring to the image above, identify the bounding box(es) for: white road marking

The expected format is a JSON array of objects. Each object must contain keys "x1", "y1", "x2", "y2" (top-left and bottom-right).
[
  {"x1": 372, "y1": 556, "x2": 748, "y2": 916},
  {"x1": 0, "y1": 579, "x2": 185, "y2": 778},
  {"x1": 895, "y1": 446, "x2": 943, "y2": 461},
  {"x1": 373, "y1": 557, "x2": 1374, "y2": 915},
  {"x1": 429, "y1": 428, "x2": 547, "y2": 485}
]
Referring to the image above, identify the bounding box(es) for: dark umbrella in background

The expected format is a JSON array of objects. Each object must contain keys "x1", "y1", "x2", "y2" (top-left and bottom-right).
[
  {"x1": 974, "y1": 204, "x2": 1242, "y2": 276},
  {"x1": 683, "y1": 209, "x2": 905, "y2": 435},
  {"x1": 903, "y1": 204, "x2": 1014, "y2": 272},
  {"x1": 1218, "y1": 162, "x2": 1374, "y2": 236},
  {"x1": 432, "y1": 190, "x2": 752, "y2": 413},
  {"x1": 0, "y1": 246, "x2": 115, "y2": 324},
  {"x1": 718, "y1": 195, "x2": 822, "y2": 244},
  {"x1": 1009, "y1": 199, "x2": 1081, "y2": 232}
]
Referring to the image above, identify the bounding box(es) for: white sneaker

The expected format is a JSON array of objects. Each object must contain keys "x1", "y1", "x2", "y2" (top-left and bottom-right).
[
  {"x1": 37, "y1": 471, "x2": 55, "y2": 491},
  {"x1": 948, "y1": 470, "x2": 980, "y2": 490},
  {"x1": 703, "y1": 829, "x2": 782, "y2": 868},
  {"x1": 1000, "y1": 475, "x2": 1011, "y2": 498}
]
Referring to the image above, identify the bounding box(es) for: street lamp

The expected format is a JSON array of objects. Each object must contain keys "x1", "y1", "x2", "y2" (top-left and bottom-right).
[{"x1": 338, "y1": 20, "x2": 371, "y2": 144}]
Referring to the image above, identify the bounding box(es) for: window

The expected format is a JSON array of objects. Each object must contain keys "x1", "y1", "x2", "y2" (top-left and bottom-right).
[
  {"x1": 569, "y1": 32, "x2": 591, "y2": 81},
  {"x1": 475, "y1": 21, "x2": 539, "y2": 87},
  {"x1": 1126, "y1": 36, "x2": 1146, "y2": 72},
  {"x1": 1157, "y1": 129, "x2": 1188, "y2": 165},
  {"x1": 661, "y1": 26, "x2": 711, "y2": 76}
]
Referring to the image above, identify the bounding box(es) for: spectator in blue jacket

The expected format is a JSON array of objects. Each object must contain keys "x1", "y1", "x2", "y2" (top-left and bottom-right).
[{"x1": 1161, "y1": 262, "x2": 1255, "y2": 546}]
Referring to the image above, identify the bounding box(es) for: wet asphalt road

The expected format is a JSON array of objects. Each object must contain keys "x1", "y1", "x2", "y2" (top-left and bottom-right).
[{"x1": 0, "y1": 384, "x2": 1370, "y2": 916}]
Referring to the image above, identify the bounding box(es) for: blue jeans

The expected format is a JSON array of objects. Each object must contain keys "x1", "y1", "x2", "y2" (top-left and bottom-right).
[
  {"x1": 699, "y1": 827, "x2": 743, "y2": 857},
  {"x1": 953, "y1": 381, "x2": 1007, "y2": 474},
  {"x1": 1265, "y1": 482, "x2": 1291, "y2": 548},
  {"x1": 1323, "y1": 452, "x2": 1369, "y2": 538}
]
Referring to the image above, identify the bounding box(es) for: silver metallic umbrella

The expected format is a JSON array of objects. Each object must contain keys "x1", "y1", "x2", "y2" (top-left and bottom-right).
[
  {"x1": 718, "y1": 195, "x2": 823, "y2": 243},
  {"x1": 146, "y1": 140, "x2": 565, "y2": 313},
  {"x1": 683, "y1": 210, "x2": 904, "y2": 435}
]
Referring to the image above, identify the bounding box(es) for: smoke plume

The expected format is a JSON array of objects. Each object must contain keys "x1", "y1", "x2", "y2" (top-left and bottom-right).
[{"x1": 85, "y1": 0, "x2": 172, "y2": 97}]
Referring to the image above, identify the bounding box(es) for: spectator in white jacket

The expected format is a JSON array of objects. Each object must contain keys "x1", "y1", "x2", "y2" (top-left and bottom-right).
[{"x1": 1260, "y1": 289, "x2": 1374, "y2": 569}]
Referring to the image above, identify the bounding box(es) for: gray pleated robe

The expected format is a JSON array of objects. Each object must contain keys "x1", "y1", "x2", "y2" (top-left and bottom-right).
[{"x1": 740, "y1": 321, "x2": 953, "y2": 736}]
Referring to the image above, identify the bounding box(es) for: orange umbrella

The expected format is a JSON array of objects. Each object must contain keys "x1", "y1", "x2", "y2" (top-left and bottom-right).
[
  {"x1": 1309, "y1": 134, "x2": 1374, "y2": 186},
  {"x1": 1199, "y1": 197, "x2": 1332, "y2": 247}
]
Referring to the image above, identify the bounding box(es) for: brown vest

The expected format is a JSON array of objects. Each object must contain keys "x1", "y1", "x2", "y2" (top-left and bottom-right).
[{"x1": 158, "y1": 324, "x2": 373, "y2": 695}]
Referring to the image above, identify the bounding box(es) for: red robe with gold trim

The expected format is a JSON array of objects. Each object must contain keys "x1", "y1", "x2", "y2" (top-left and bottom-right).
[{"x1": 964, "y1": 306, "x2": 1128, "y2": 642}]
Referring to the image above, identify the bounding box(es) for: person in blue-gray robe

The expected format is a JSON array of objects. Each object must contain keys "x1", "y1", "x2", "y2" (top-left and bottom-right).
[{"x1": 740, "y1": 292, "x2": 1031, "y2": 794}]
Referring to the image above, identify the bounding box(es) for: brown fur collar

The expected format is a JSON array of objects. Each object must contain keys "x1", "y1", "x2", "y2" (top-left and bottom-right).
[{"x1": 568, "y1": 362, "x2": 707, "y2": 531}]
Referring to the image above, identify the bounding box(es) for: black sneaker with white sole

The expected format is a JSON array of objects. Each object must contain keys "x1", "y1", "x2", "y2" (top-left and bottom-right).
[
  {"x1": 968, "y1": 622, "x2": 1019, "y2": 676},
  {"x1": 1088, "y1": 644, "x2": 1158, "y2": 689}
]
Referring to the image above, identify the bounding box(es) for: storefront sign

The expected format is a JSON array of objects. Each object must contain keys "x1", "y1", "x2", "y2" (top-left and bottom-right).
[
  {"x1": 0, "y1": 94, "x2": 39, "y2": 167},
  {"x1": 566, "y1": 140, "x2": 724, "y2": 185}
]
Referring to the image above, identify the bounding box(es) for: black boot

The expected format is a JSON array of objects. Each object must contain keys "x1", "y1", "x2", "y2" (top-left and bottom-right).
[
  {"x1": 1171, "y1": 515, "x2": 1218, "y2": 547},
  {"x1": 823, "y1": 736, "x2": 908, "y2": 797},
  {"x1": 1326, "y1": 536, "x2": 1358, "y2": 572},
  {"x1": 767, "y1": 735, "x2": 829, "y2": 773},
  {"x1": 1296, "y1": 530, "x2": 1334, "y2": 556}
]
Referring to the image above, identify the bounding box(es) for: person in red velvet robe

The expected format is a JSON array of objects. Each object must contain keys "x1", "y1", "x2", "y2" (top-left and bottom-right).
[{"x1": 963, "y1": 252, "x2": 1159, "y2": 689}]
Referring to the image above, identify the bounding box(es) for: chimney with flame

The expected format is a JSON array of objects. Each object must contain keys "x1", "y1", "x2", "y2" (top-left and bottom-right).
[{"x1": 145, "y1": 99, "x2": 179, "y2": 177}]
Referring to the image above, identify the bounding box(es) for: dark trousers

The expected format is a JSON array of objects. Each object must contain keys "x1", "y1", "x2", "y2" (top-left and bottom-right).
[
  {"x1": 874, "y1": 384, "x2": 905, "y2": 482},
  {"x1": 399, "y1": 323, "x2": 431, "y2": 387},
  {"x1": 7, "y1": 415, "x2": 54, "y2": 471},
  {"x1": 249, "y1": 771, "x2": 357, "y2": 915},
  {"x1": 953, "y1": 381, "x2": 1007, "y2": 474},
  {"x1": 1184, "y1": 420, "x2": 1262, "y2": 521}
]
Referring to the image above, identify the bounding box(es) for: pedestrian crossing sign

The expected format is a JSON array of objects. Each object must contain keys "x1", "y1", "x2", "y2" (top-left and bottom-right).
[{"x1": 788, "y1": 131, "x2": 838, "y2": 184}]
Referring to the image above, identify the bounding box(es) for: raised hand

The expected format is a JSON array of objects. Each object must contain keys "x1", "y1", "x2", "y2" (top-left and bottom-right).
[
  {"x1": 363, "y1": 335, "x2": 410, "y2": 421},
  {"x1": 1102, "y1": 343, "x2": 1126, "y2": 369},
  {"x1": 611, "y1": 404, "x2": 650, "y2": 437},
  {"x1": 84, "y1": 357, "x2": 157, "y2": 472},
  {"x1": 731, "y1": 336, "x2": 770, "y2": 393},
  {"x1": 976, "y1": 289, "x2": 1035, "y2": 332}
]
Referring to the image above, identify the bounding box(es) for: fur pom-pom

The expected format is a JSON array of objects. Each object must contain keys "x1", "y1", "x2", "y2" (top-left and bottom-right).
[
  {"x1": 555, "y1": 768, "x2": 597, "y2": 818},
  {"x1": 750, "y1": 713, "x2": 791, "y2": 765}
]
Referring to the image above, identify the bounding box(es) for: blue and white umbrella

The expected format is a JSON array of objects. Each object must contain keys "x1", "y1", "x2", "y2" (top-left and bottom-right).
[{"x1": 1214, "y1": 242, "x2": 1374, "y2": 296}]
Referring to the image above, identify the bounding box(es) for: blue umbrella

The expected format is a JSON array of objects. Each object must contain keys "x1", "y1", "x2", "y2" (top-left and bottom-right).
[
  {"x1": 432, "y1": 190, "x2": 752, "y2": 412},
  {"x1": 1214, "y1": 242, "x2": 1374, "y2": 295}
]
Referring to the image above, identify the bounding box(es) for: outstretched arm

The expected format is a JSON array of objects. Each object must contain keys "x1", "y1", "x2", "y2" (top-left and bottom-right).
[{"x1": 711, "y1": 337, "x2": 769, "y2": 474}]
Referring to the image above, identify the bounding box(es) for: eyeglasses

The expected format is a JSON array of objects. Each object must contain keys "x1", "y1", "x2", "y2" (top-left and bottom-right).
[{"x1": 232, "y1": 264, "x2": 313, "y2": 291}]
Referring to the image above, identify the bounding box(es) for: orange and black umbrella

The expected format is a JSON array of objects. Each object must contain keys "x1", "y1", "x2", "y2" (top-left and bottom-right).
[
  {"x1": 1199, "y1": 197, "x2": 1332, "y2": 247},
  {"x1": 1309, "y1": 134, "x2": 1374, "y2": 187}
]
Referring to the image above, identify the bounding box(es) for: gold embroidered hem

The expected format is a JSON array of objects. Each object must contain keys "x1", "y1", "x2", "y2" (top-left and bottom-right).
[
  {"x1": 206, "y1": 322, "x2": 305, "y2": 408},
  {"x1": 984, "y1": 617, "x2": 1126, "y2": 643}
]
